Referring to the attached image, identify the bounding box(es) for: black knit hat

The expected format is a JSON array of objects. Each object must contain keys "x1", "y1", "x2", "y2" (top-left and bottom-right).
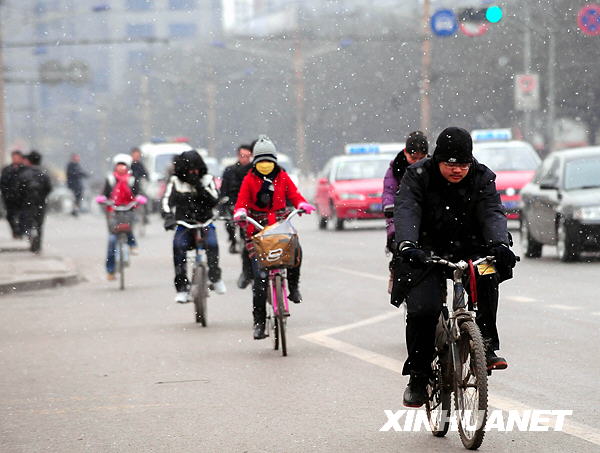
[
  {"x1": 433, "y1": 127, "x2": 473, "y2": 163},
  {"x1": 405, "y1": 130, "x2": 428, "y2": 155}
]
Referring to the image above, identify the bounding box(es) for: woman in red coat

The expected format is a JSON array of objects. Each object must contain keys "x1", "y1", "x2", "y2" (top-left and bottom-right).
[{"x1": 234, "y1": 135, "x2": 315, "y2": 340}]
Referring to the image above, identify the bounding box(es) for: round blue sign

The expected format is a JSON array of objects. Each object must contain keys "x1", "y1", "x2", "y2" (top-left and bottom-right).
[{"x1": 431, "y1": 9, "x2": 458, "y2": 37}]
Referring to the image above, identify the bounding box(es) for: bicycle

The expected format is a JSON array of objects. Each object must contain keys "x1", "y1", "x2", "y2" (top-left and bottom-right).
[
  {"x1": 425, "y1": 255, "x2": 497, "y2": 450},
  {"x1": 103, "y1": 200, "x2": 139, "y2": 291},
  {"x1": 176, "y1": 216, "x2": 222, "y2": 327},
  {"x1": 242, "y1": 208, "x2": 304, "y2": 357}
]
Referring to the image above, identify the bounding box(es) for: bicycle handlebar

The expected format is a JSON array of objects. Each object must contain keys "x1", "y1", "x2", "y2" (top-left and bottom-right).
[
  {"x1": 238, "y1": 208, "x2": 305, "y2": 231},
  {"x1": 176, "y1": 216, "x2": 229, "y2": 230},
  {"x1": 101, "y1": 200, "x2": 139, "y2": 211},
  {"x1": 427, "y1": 255, "x2": 495, "y2": 269}
]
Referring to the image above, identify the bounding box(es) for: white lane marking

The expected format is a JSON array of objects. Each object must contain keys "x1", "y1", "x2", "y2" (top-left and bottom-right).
[
  {"x1": 548, "y1": 304, "x2": 580, "y2": 311},
  {"x1": 301, "y1": 312, "x2": 600, "y2": 446},
  {"x1": 321, "y1": 265, "x2": 388, "y2": 282},
  {"x1": 506, "y1": 296, "x2": 537, "y2": 303}
]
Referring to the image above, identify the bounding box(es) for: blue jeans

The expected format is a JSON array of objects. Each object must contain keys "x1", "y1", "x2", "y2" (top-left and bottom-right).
[
  {"x1": 173, "y1": 224, "x2": 221, "y2": 292},
  {"x1": 106, "y1": 232, "x2": 137, "y2": 274}
]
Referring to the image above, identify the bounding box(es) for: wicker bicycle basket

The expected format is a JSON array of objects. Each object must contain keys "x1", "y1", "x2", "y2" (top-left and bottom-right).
[
  {"x1": 107, "y1": 210, "x2": 135, "y2": 234},
  {"x1": 252, "y1": 220, "x2": 301, "y2": 269}
]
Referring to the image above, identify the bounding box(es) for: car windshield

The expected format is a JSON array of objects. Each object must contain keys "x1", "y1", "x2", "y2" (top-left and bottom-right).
[
  {"x1": 564, "y1": 157, "x2": 600, "y2": 190},
  {"x1": 334, "y1": 158, "x2": 389, "y2": 181},
  {"x1": 154, "y1": 153, "x2": 179, "y2": 176},
  {"x1": 473, "y1": 146, "x2": 540, "y2": 171}
]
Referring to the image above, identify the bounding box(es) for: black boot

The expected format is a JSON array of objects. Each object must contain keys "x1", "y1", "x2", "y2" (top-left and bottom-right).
[
  {"x1": 253, "y1": 323, "x2": 267, "y2": 340},
  {"x1": 287, "y1": 269, "x2": 302, "y2": 304},
  {"x1": 486, "y1": 350, "x2": 508, "y2": 371},
  {"x1": 237, "y1": 272, "x2": 252, "y2": 289},
  {"x1": 403, "y1": 374, "x2": 428, "y2": 408}
]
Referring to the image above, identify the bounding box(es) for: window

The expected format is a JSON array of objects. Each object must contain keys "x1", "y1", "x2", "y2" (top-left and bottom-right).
[
  {"x1": 169, "y1": 0, "x2": 197, "y2": 10},
  {"x1": 127, "y1": 23, "x2": 154, "y2": 39},
  {"x1": 128, "y1": 50, "x2": 151, "y2": 73},
  {"x1": 564, "y1": 157, "x2": 600, "y2": 191},
  {"x1": 169, "y1": 23, "x2": 197, "y2": 38},
  {"x1": 126, "y1": 0, "x2": 153, "y2": 11},
  {"x1": 334, "y1": 158, "x2": 389, "y2": 181}
]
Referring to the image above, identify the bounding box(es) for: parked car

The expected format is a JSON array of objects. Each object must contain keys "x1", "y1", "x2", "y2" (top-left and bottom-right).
[
  {"x1": 520, "y1": 146, "x2": 600, "y2": 261},
  {"x1": 315, "y1": 153, "x2": 390, "y2": 230},
  {"x1": 472, "y1": 130, "x2": 540, "y2": 220}
]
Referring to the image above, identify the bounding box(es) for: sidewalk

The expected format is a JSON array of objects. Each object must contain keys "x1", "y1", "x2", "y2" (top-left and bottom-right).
[{"x1": 0, "y1": 238, "x2": 79, "y2": 295}]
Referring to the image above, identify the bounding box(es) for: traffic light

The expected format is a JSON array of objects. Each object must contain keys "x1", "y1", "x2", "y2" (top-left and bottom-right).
[{"x1": 458, "y1": 6, "x2": 503, "y2": 24}]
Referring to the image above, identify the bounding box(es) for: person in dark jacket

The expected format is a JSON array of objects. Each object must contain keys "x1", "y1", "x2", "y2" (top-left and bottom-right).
[
  {"x1": 220, "y1": 144, "x2": 254, "y2": 288},
  {"x1": 130, "y1": 147, "x2": 149, "y2": 225},
  {"x1": 66, "y1": 153, "x2": 88, "y2": 216},
  {"x1": 393, "y1": 127, "x2": 517, "y2": 408},
  {"x1": 162, "y1": 150, "x2": 226, "y2": 303},
  {"x1": 0, "y1": 150, "x2": 25, "y2": 238},
  {"x1": 20, "y1": 151, "x2": 53, "y2": 253},
  {"x1": 382, "y1": 131, "x2": 428, "y2": 293}
]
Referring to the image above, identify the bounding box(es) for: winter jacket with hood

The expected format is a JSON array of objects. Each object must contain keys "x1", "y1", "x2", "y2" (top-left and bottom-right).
[
  {"x1": 382, "y1": 151, "x2": 411, "y2": 238},
  {"x1": 161, "y1": 151, "x2": 219, "y2": 223}
]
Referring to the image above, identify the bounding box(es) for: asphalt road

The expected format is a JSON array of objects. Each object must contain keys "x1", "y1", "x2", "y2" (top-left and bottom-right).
[{"x1": 1, "y1": 213, "x2": 599, "y2": 452}]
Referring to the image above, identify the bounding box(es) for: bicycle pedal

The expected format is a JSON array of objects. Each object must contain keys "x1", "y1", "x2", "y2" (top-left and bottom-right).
[{"x1": 283, "y1": 312, "x2": 291, "y2": 317}]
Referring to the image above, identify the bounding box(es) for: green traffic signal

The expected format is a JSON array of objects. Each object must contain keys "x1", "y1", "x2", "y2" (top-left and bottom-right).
[{"x1": 486, "y1": 6, "x2": 503, "y2": 23}]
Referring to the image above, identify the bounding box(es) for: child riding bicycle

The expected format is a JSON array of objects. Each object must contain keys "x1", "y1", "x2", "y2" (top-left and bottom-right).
[
  {"x1": 233, "y1": 135, "x2": 315, "y2": 340},
  {"x1": 162, "y1": 150, "x2": 226, "y2": 303},
  {"x1": 96, "y1": 154, "x2": 146, "y2": 281}
]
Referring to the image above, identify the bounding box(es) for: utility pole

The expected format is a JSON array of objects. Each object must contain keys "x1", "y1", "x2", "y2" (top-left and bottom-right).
[
  {"x1": 205, "y1": 79, "x2": 217, "y2": 156},
  {"x1": 293, "y1": 32, "x2": 308, "y2": 175},
  {"x1": 140, "y1": 75, "x2": 151, "y2": 140},
  {"x1": 546, "y1": 30, "x2": 556, "y2": 154},
  {"x1": 0, "y1": 0, "x2": 6, "y2": 166},
  {"x1": 420, "y1": 0, "x2": 432, "y2": 134},
  {"x1": 523, "y1": 3, "x2": 532, "y2": 141}
]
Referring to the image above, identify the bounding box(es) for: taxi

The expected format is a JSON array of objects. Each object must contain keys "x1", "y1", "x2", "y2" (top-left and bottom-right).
[
  {"x1": 314, "y1": 143, "x2": 402, "y2": 230},
  {"x1": 472, "y1": 129, "x2": 541, "y2": 220}
]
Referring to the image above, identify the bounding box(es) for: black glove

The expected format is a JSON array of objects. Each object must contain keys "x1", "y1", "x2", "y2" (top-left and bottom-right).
[
  {"x1": 399, "y1": 246, "x2": 428, "y2": 269},
  {"x1": 383, "y1": 205, "x2": 394, "y2": 219},
  {"x1": 164, "y1": 215, "x2": 177, "y2": 231},
  {"x1": 490, "y1": 244, "x2": 517, "y2": 269}
]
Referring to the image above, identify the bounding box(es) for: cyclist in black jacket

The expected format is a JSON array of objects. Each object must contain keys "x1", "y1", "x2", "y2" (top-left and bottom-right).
[
  {"x1": 162, "y1": 150, "x2": 226, "y2": 303},
  {"x1": 393, "y1": 127, "x2": 517, "y2": 408},
  {"x1": 220, "y1": 144, "x2": 253, "y2": 288}
]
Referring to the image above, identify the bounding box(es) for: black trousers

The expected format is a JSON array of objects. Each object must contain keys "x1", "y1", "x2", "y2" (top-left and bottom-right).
[
  {"x1": 251, "y1": 250, "x2": 301, "y2": 326},
  {"x1": 5, "y1": 203, "x2": 23, "y2": 237},
  {"x1": 403, "y1": 266, "x2": 500, "y2": 376},
  {"x1": 22, "y1": 205, "x2": 46, "y2": 252}
]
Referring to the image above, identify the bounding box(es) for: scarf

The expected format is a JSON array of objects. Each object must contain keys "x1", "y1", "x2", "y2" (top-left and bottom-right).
[{"x1": 253, "y1": 165, "x2": 281, "y2": 209}]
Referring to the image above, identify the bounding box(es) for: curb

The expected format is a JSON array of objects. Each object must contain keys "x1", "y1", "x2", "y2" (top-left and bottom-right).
[{"x1": 0, "y1": 273, "x2": 80, "y2": 295}]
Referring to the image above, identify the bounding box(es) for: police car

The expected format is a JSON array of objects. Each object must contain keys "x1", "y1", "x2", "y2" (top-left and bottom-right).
[
  {"x1": 471, "y1": 129, "x2": 541, "y2": 219},
  {"x1": 314, "y1": 143, "x2": 402, "y2": 230}
]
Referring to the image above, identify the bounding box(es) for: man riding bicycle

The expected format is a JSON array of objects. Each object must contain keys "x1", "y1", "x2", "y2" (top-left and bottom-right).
[
  {"x1": 392, "y1": 127, "x2": 517, "y2": 408},
  {"x1": 162, "y1": 150, "x2": 226, "y2": 303},
  {"x1": 233, "y1": 135, "x2": 315, "y2": 340}
]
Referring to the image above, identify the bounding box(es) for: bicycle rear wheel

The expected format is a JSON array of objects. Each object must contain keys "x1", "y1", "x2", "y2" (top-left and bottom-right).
[
  {"x1": 454, "y1": 320, "x2": 488, "y2": 450},
  {"x1": 118, "y1": 238, "x2": 125, "y2": 290},
  {"x1": 426, "y1": 354, "x2": 451, "y2": 437},
  {"x1": 191, "y1": 264, "x2": 207, "y2": 326},
  {"x1": 274, "y1": 275, "x2": 287, "y2": 357}
]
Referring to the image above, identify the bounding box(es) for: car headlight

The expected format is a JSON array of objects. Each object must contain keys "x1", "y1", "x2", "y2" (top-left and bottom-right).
[
  {"x1": 339, "y1": 193, "x2": 366, "y2": 200},
  {"x1": 505, "y1": 187, "x2": 517, "y2": 197},
  {"x1": 573, "y1": 206, "x2": 600, "y2": 221}
]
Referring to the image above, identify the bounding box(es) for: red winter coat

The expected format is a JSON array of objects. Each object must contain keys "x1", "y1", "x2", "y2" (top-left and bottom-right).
[{"x1": 235, "y1": 169, "x2": 306, "y2": 234}]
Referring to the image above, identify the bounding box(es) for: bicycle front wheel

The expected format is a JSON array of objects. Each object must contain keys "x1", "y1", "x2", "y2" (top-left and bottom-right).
[
  {"x1": 426, "y1": 354, "x2": 451, "y2": 437},
  {"x1": 274, "y1": 275, "x2": 287, "y2": 357},
  {"x1": 266, "y1": 288, "x2": 278, "y2": 350},
  {"x1": 191, "y1": 265, "x2": 207, "y2": 326},
  {"x1": 454, "y1": 320, "x2": 488, "y2": 450},
  {"x1": 118, "y1": 239, "x2": 125, "y2": 290}
]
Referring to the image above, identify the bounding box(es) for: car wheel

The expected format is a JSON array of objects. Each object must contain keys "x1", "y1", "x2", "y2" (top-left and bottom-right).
[
  {"x1": 520, "y1": 216, "x2": 542, "y2": 258},
  {"x1": 556, "y1": 217, "x2": 580, "y2": 262}
]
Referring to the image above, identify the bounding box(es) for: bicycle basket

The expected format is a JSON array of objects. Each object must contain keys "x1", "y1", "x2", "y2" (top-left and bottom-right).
[
  {"x1": 252, "y1": 220, "x2": 301, "y2": 269},
  {"x1": 107, "y1": 210, "x2": 135, "y2": 234}
]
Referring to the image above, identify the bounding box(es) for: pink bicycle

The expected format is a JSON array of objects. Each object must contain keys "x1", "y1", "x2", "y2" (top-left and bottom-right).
[{"x1": 243, "y1": 209, "x2": 304, "y2": 357}]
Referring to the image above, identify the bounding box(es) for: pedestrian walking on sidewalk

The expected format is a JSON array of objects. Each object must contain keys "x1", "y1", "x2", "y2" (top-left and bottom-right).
[{"x1": 0, "y1": 150, "x2": 26, "y2": 239}]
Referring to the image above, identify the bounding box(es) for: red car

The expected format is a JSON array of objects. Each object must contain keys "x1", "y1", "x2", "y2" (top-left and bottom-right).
[
  {"x1": 473, "y1": 140, "x2": 541, "y2": 219},
  {"x1": 315, "y1": 154, "x2": 391, "y2": 230}
]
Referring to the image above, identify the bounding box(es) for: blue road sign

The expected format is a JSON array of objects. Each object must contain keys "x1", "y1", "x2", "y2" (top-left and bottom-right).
[{"x1": 431, "y1": 9, "x2": 458, "y2": 37}]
